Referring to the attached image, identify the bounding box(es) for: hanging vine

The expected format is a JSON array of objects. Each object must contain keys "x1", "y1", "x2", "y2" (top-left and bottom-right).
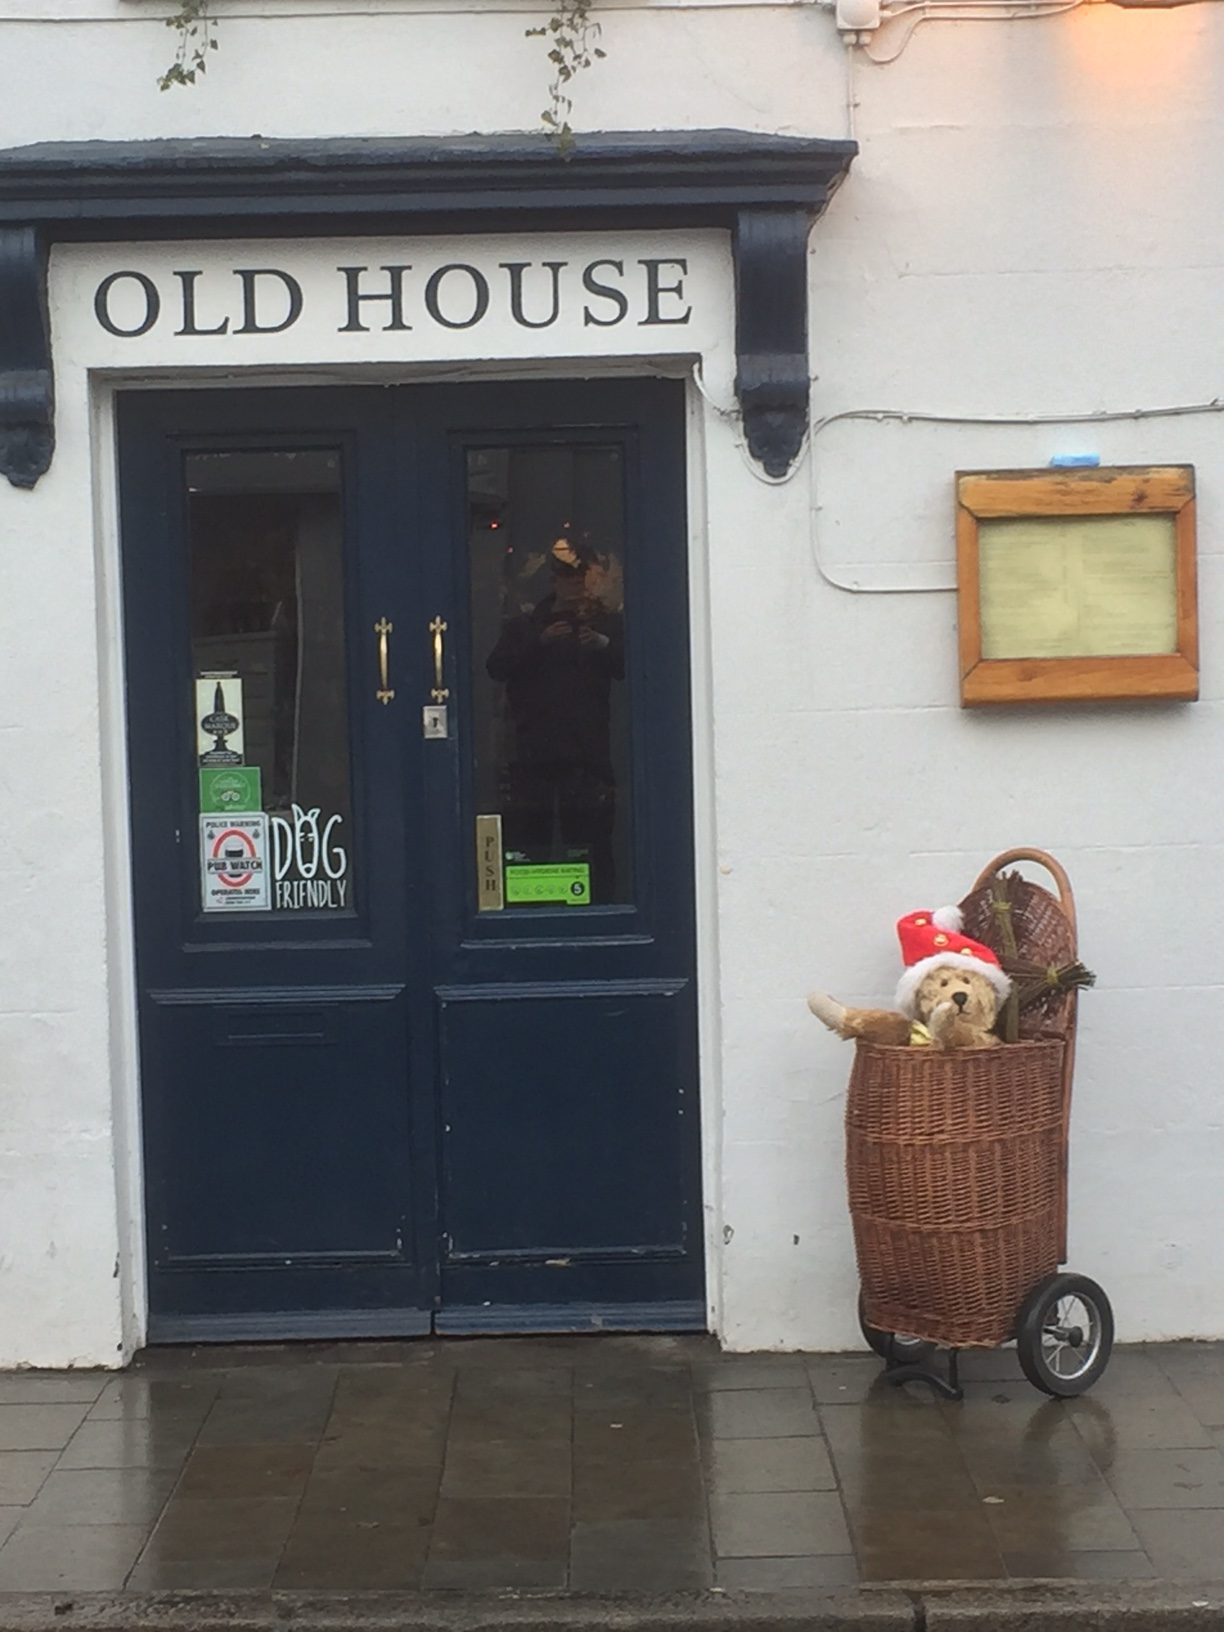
[
  {"x1": 158, "y1": 0, "x2": 217, "y2": 89},
  {"x1": 158, "y1": 1, "x2": 606, "y2": 145},
  {"x1": 525, "y1": 0, "x2": 606, "y2": 152}
]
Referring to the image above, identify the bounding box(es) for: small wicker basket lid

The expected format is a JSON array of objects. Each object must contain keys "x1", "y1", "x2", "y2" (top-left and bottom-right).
[{"x1": 959, "y1": 867, "x2": 1079, "y2": 1040}]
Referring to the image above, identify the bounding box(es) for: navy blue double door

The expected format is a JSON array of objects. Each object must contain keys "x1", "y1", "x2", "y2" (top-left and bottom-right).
[{"x1": 119, "y1": 379, "x2": 703, "y2": 1341}]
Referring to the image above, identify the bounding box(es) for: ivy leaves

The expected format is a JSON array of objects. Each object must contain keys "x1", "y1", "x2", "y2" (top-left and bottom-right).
[
  {"x1": 526, "y1": 0, "x2": 607, "y2": 153},
  {"x1": 158, "y1": 0, "x2": 606, "y2": 149},
  {"x1": 158, "y1": 0, "x2": 217, "y2": 90}
]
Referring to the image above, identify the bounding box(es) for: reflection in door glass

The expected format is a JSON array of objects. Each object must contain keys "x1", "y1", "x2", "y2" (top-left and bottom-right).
[
  {"x1": 469, "y1": 445, "x2": 631, "y2": 908},
  {"x1": 186, "y1": 450, "x2": 353, "y2": 914}
]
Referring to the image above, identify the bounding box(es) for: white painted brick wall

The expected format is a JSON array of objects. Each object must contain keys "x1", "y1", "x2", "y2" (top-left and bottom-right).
[{"x1": 0, "y1": 0, "x2": 1221, "y2": 1361}]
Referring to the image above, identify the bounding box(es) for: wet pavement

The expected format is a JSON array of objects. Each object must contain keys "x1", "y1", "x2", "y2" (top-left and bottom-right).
[{"x1": 1, "y1": 1336, "x2": 1224, "y2": 1593}]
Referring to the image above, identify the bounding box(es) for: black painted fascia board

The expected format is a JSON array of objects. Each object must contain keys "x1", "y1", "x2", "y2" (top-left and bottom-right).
[
  {"x1": 0, "y1": 131, "x2": 856, "y2": 232},
  {"x1": 0, "y1": 129, "x2": 857, "y2": 488}
]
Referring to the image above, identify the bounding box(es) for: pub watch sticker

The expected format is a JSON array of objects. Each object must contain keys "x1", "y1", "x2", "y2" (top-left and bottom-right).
[{"x1": 200, "y1": 813, "x2": 271, "y2": 912}]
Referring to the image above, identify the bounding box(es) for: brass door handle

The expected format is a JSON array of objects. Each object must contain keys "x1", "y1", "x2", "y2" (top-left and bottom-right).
[
  {"x1": 374, "y1": 617, "x2": 394, "y2": 704},
  {"x1": 429, "y1": 616, "x2": 449, "y2": 702}
]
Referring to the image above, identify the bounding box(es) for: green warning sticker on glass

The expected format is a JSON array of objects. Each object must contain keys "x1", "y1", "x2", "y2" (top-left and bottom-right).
[
  {"x1": 504, "y1": 862, "x2": 591, "y2": 906},
  {"x1": 199, "y1": 766, "x2": 262, "y2": 814}
]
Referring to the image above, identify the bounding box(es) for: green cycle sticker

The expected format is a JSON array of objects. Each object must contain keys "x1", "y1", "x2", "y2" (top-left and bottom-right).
[
  {"x1": 199, "y1": 766, "x2": 262, "y2": 814},
  {"x1": 504, "y1": 862, "x2": 591, "y2": 906}
]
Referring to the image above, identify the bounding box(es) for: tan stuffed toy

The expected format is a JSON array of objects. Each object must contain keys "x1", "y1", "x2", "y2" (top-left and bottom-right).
[{"x1": 808, "y1": 907, "x2": 1011, "y2": 1051}]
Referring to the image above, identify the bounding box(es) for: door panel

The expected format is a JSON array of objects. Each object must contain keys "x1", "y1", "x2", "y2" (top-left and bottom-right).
[
  {"x1": 186, "y1": 447, "x2": 354, "y2": 898},
  {"x1": 437, "y1": 983, "x2": 695, "y2": 1256},
  {"x1": 146, "y1": 990, "x2": 412, "y2": 1261},
  {"x1": 120, "y1": 390, "x2": 433, "y2": 1339},
  {"x1": 120, "y1": 378, "x2": 702, "y2": 1341},
  {"x1": 417, "y1": 381, "x2": 704, "y2": 1325},
  {"x1": 466, "y1": 441, "x2": 632, "y2": 907}
]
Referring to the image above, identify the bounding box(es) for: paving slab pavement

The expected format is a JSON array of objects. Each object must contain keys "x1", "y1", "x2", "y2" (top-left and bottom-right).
[{"x1": 1, "y1": 1338, "x2": 1224, "y2": 1598}]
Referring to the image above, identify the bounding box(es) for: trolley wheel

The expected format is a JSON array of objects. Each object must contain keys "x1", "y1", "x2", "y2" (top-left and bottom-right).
[
  {"x1": 858, "y1": 1289, "x2": 937, "y2": 1365},
  {"x1": 1015, "y1": 1272, "x2": 1113, "y2": 1397}
]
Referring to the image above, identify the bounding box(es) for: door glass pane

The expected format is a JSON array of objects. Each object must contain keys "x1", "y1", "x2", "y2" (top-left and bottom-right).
[
  {"x1": 186, "y1": 449, "x2": 353, "y2": 915},
  {"x1": 469, "y1": 444, "x2": 631, "y2": 908}
]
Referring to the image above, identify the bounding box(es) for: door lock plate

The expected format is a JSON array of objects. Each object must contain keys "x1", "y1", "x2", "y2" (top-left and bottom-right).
[{"x1": 422, "y1": 704, "x2": 449, "y2": 739}]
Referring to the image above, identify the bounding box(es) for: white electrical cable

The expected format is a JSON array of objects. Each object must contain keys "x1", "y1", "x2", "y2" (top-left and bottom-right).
[
  {"x1": 809, "y1": 399, "x2": 1224, "y2": 593},
  {"x1": 845, "y1": 26, "x2": 859, "y2": 141},
  {"x1": 862, "y1": 0, "x2": 1084, "y2": 61},
  {"x1": 745, "y1": 426, "x2": 812, "y2": 485},
  {"x1": 690, "y1": 360, "x2": 811, "y2": 486},
  {"x1": 879, "y1": 0, "x2": 1083, "y2": 15},
  {"x1": 692, "y1": 373, "x2": 1224, "y2": 592},
  {"x1": 690, "y1": 360, "x2": 738, "y2": 422}
]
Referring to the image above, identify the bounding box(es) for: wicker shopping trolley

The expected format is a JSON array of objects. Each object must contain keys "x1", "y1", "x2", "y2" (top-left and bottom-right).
[{"x1": 846, "y1": 849, "x2": 1113, "y2": 1399}]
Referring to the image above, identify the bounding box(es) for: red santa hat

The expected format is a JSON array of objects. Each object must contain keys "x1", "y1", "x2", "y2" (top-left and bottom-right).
[{"x1": 893, "y1": 906, "x2": 1011, "y2": 1017}]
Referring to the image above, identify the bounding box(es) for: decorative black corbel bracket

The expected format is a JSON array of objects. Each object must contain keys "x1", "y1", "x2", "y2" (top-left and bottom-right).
[
  {"x1": 734, "y1": 208, "x2": 816, "y2": 479},
  {"x1": 0, "y1": 225, "x2": 54, "y2": 489},
  {"x1": 0, "y1": 131, "x2": 855, "y2": 488}
]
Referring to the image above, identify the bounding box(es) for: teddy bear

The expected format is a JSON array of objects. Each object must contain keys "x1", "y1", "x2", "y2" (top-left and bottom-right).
[{"x1": 808, "y1": 907, "x2": 1012, "y2": 1050}]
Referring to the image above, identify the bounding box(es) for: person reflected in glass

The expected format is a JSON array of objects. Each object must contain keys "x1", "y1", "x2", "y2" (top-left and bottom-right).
[{"x1": 486, "y1": 535, "x2": 625, "y2": 901}]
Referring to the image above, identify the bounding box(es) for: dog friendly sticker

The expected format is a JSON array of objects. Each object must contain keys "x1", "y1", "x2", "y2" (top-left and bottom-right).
[
  {"x1": 200, "y1": 813, "x2": 270, "y2": 911},
  {"x1": 269, "y1": 803, "x2": 350, "y2": 910}
]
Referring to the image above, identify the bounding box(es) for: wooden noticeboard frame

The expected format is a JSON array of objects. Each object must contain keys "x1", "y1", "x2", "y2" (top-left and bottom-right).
[{"x1": 956, "y1": 465, "x2": 1199, "y2": 706}]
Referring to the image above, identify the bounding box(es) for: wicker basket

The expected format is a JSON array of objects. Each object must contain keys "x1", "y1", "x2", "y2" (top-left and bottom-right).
[{"x1": 848, "y1": 849, "x2": 1080, "y2": 1349}]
